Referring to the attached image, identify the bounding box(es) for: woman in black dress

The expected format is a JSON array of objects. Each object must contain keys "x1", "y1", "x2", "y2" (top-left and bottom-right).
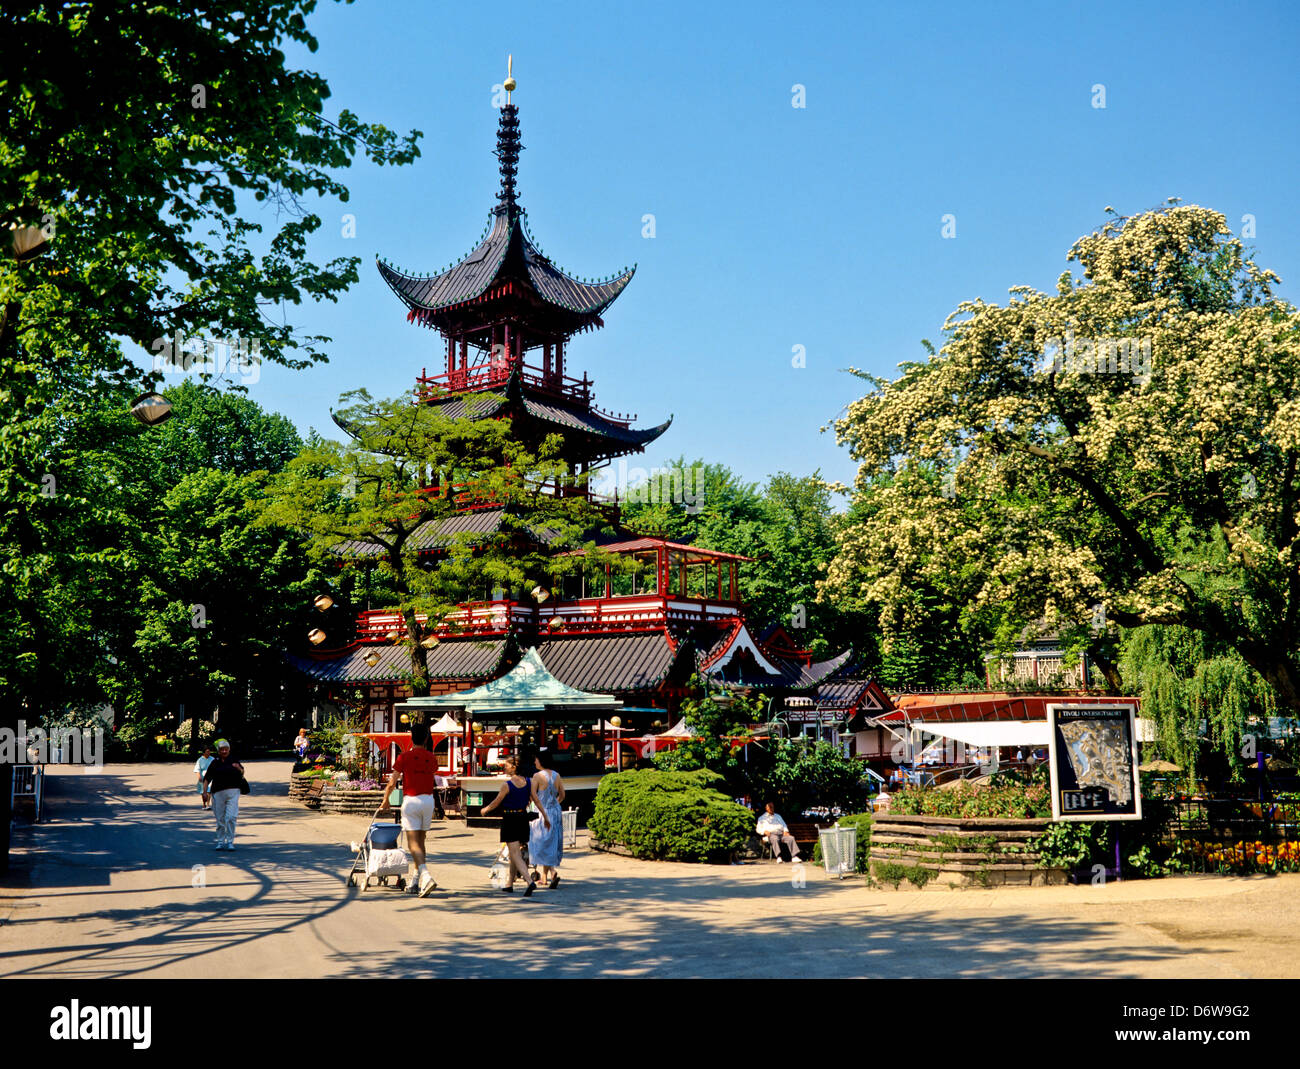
[{"x1": 481, "y1": 754, "x2": 549, "y2": 896}]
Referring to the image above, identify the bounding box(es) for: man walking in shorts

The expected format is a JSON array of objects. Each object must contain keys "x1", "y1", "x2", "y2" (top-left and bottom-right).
[{"x1": 383, "y1": 723, "x2": 439, "y2": 897}]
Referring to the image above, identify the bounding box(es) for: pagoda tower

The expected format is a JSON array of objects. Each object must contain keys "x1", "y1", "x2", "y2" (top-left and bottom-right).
[
  {"x1": 373, "y1": 64, "x2": 670, "y2": 481},
  {"x1": 294, "y1": 64, "x2": 856, "y2": 747}
]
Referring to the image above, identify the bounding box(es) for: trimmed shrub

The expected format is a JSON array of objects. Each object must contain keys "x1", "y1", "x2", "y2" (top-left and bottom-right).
[{"x1": 589, "y1": 769, "x2": 753, "y2": 863}]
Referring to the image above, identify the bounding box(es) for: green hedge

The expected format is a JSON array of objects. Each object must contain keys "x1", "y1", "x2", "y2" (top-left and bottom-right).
[
  {"x1": 589, "y1": 768, "x2": 753, "y2": 863},
  {"x1": 812, "y1": 812, "x2": 873, "y2": 873}
]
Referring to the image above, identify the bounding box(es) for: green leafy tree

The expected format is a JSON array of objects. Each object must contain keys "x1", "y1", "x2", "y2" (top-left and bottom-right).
[
  {"x1": 624, "y1": 459, "x2": 872, "y2": 659},
  {"x1": 259, "y1": 390, "x2": 620, "y2": 697},
  {"x1": 825, "y1": 204, "x2": 1300, "y2": 710},
  {"x1": 1118, "y1": 623, "x2": 1276, "y2": 784},
  {"x1": 0, "y1": 0, "x2": 418, "y2": 865}
]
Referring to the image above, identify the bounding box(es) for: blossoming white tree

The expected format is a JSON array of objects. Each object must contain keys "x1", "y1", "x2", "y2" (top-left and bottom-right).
[{"x1": 823, "y1": 203, "x2": 1300, "y2": 712}]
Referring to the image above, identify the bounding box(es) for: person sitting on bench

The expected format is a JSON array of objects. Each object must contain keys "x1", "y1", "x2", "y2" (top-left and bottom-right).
[{"x1": 756, "y1": 801, "x2": 800, "y2": 863}]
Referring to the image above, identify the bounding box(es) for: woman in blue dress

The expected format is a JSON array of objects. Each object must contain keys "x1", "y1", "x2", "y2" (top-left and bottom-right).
[{"x1": 528, "y1": 748, "x2": 566, "y2": 889}]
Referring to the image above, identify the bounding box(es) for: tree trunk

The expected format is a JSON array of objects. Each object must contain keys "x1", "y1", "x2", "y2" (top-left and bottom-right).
[{"x1": 1087, "y1": 641, "x2": 1125, "y2": 693}]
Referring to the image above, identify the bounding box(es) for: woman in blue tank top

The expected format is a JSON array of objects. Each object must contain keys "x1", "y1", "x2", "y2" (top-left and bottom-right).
[{"x1": 481, "y1": 754, "x2": 549, "y2": 896}]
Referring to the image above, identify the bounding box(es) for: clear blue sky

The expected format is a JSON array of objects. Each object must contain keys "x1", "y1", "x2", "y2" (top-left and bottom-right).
[{"x1": 162, "y1": 0, "x2": 1300, "y2": 497}]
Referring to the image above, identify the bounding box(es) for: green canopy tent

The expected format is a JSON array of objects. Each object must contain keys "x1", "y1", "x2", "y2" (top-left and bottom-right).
[{"x1": 396, "y1": 647, "x2": 623, "y2": 773}]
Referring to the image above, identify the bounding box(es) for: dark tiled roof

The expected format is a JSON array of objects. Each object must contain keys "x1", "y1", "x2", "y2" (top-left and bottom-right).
[
  {"x1": 288, "y1": 637, "x2": 508, "y2": 684},
  {"x1": 522, "y1": 233, "x2": 634, "y2": 315},
  {"x1": 377, "y1": 209, "x2": 633, "y2": 320},
  {"x1": 416, "y1": 393, "x2": 508, "y2": 422},
  {"x1": 813, "y1": 678, "x2": 879, "y2": 708},
  {"x1": 707, "y1": 645, "x2": 854, "y2": 691},
  {"x1": 332, "y1": 508, "x2": 507, "y2": 558},
  {"x1": 521, "y1": 396, "x2": 672, "y2": 446},
  {"x1": 378, "y1": 211, "x2": 514, "y2": 312},
  {"x1": 795, "y1": 648, "x2": 855, "y2": 688},
  {"x1": 535, "y1": 631, "x2": 680, "y2": 693}
]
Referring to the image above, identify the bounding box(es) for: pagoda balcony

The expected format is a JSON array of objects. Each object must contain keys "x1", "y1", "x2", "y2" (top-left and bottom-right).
[
  {"x1": 537, "y1": 596, "x2": 741, "y2": 633},
  {"x1": 354, "y1": 593, "x2": 741, "y2": 643},
  {"x1": 415, "y1": 357, "x2": 636, "y2": 425}
]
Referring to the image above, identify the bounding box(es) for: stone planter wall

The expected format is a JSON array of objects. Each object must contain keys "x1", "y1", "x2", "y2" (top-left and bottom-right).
[
  {"x1": 288, "y1": 772, "x2": 321, "y2": 800},
  {"x1": 869, "y1": 814, "x2": 1066, "y2": 889},
  {"x1": 318, "y1": 786, "x2": 395, "y2": 817}
]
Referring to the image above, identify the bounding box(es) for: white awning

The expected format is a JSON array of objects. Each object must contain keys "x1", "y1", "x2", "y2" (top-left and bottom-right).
[{"x1": 914, "y1": 721, "x2": 1050, "y2": 748}]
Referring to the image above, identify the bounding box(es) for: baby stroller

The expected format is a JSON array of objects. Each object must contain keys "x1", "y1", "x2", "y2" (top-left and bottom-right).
[
  {"x1": 347, "y1": 819, "x2": 410, "y2": 892},
  {"x1": 488, "y1": 841, "x2": 540, "y2": 889}
]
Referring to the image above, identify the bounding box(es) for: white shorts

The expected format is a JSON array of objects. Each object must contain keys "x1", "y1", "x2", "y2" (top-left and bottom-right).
[{"x1": 400, "y1": 794, "x2": 436, "y2": 831}]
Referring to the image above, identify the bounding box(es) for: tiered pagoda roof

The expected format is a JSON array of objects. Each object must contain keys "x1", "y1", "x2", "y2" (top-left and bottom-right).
[
  {"x1": 377, "y1": 209, "x2": 635, "y2": 339},
  {"x1": 369, "y1": 68, "x2": 668, "y2": 467},
  {"x1": 292, "y1": 64, "x2": 854, "y2": 726}
]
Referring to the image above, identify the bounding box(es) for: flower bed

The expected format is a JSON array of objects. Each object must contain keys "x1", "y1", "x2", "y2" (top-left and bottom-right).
[
  {"x1": 1177, "y1": 838, "x2": 1300, "y2": 874},
  {"x1": 889, "y1": 779, "x2": 1051, "y2": 819}
]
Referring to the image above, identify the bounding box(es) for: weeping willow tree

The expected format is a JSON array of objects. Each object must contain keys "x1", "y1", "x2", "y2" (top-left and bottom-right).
[{"x1": 1119, "y1": 625, "x2": 1276, "y2": 785}]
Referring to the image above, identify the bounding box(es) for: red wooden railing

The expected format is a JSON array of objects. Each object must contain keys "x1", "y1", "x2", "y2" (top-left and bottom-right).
[{"x1": 414, "y1": 357, "x2": 636, "y2": 426}]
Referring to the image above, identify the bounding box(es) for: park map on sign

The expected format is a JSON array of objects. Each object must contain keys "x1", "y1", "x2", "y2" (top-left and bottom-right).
[{"x1": 1057, "y1": 720, "x2": 1134, "y2": 806}]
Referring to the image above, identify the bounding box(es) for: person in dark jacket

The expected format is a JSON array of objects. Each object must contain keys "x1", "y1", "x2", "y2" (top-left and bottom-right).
[{"x1": 202, "y1": 739, "x2": 245, "y2": 850}]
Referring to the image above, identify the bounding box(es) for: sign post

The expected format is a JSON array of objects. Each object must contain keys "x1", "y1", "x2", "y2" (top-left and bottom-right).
[{"x1": 1046, "y1": 702, "x2": 1142, "y2": 822}]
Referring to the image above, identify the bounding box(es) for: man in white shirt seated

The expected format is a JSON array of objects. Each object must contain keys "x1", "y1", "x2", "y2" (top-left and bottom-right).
[{"x1": 756, "y1": 801, "x2": 800, "y2": 863}]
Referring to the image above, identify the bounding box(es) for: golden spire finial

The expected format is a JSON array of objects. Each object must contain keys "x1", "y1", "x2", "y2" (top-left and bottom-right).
[{"x1": 504, "y1": 54, "x2": 516, "y2": 100}]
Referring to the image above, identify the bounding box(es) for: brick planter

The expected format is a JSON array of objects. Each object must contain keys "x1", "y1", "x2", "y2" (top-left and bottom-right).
[{"x1": 869, "y1": 814, "x2": 1066, "y2": 889}]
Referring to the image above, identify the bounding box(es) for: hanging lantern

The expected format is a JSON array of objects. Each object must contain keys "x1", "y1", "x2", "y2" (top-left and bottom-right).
[
  {"x1": 129, "y1": 392, "x2": 173, "y2": 427},
  {"x1": 307, "y1": 628, "x2": 326, "y2": 646},
  {"x1": 386, "y1": 629, "x2": 401, "y2": 642},
  {"x1": 363, "y1": 650, "x2": 380, "y2": 667},
  {"x1": 399, "y1": 713, "x2": 410, "y2": 725},
  {"x1": 472, "y1": 722, "x2": 484, "y2": 734},
  {"x1": 546, "y1": 617, "x2": 565, "y2": 632},
  {"x1": 420, "y1": 634, "x2": 440, "y2": 649},
  {"x1": 313, "y1": 594, "x2": 334, "y2": 612},
  {"x1": 10, "y1": 224, "x2": 49, "y2": 262},
  {"x1": 653, "y1": 720, "x2": 663, "y2": 728},
  {"x1": 611, "y1": 716, "x2": 622, "y2": 728},
  {"x1": 531, "y1": 585, "x2": 550, "y2": 604}
]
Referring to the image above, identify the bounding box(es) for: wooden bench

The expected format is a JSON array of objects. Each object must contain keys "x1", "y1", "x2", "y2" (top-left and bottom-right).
[
  {"x1": 305, "y1": 780, "x2": 326, "y2": 808},
  {"x1": 760, "y1": 821, "x2": 830, "y2": 860}
]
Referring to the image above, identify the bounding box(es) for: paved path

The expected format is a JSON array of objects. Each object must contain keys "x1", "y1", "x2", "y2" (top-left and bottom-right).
[{"x1": 2, "y1": 762, "x2": 1297, "y2": 978}]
